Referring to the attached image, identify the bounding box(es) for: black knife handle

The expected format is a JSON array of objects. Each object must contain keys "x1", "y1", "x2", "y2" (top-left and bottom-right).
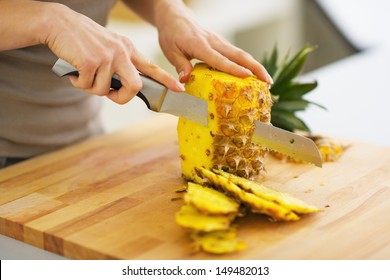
[{"x1": 63, "y1": 70, "x2": 150, "y2": 109}]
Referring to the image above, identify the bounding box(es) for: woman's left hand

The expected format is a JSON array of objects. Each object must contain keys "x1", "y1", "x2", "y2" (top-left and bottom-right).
[{"x1": 155, "y1": 5, "x2": 273, "y2": 84}]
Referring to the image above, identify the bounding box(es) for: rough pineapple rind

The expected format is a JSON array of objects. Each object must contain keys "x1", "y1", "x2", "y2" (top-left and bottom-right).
[
  {"x1": 198, "y1": 168, "x2": 300, "y2": 221},
  {"x1": 178, "y1": 63, "x2": 272, "y2": 181}
]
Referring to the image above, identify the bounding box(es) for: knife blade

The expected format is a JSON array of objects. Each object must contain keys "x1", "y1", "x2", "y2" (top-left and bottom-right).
[
  {"x1": 253, "y1": 121, "x2": 322, "y2": 167},
  {"x1": 52, "y1": 59, "x2": 322, "y2": 167}
]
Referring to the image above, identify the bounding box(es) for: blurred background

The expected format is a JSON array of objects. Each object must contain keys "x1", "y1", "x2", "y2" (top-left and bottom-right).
[{"x1": 102, "y1": 0, "x2": 390, "y2": 146}]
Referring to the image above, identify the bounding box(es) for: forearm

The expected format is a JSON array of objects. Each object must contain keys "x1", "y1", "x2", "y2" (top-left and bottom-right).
[{"x1": 0, "y1": 0, "x2": 60, "y2": 51}]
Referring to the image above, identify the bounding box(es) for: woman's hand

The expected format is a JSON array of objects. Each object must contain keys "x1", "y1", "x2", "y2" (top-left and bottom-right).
[
  {"x1": 154, "y1": 3, "x2": 273, "y2": 84},
  {"x1": 41, "y1": 3, "x2": 184, "y2": 104}
]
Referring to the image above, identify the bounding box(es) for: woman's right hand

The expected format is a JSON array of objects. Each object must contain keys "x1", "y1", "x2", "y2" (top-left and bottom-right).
[{"x1": 41, "y1": 3, "x2": 184, "y2": 104}]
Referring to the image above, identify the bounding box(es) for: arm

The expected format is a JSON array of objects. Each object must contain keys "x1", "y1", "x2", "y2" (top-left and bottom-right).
[
  {"x1": 0, "y1": 0, "x2": 184, "y2": 104},
  {"x1": 123, "y1": 0, "x2": 272, "y2": 84},
  {"x1": 0, "y1": 0, "x2": 50, "y2": 50}
]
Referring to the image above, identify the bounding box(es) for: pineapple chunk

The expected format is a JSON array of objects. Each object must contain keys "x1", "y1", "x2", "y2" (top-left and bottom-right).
[
  {"x1": 184, "y1": 182, "x2": 239, "y2": 215},
  {"x1": 314, "y1": 136, "x2": 345, "y2": 162},
  {"x1": 175, "y1": 205, "x2": 236, "y2": 232},
  {"x1": 214, "y1": 169, "x2": 319, "y2": 214},
  {"x1": 177, "y1": 63, "x2": 272, "y2": 180}
]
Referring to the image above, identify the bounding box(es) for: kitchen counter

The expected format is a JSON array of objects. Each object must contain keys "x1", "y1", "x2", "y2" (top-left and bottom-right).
[{"x1": 1, "y1": 114, "x2": 389, "y2": 260}]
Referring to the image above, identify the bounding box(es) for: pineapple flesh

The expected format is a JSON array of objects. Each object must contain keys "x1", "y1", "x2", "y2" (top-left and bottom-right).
[
  {"x1": 175, "y1": 204, "x2": 236, "y2": 232},
  {"x1": 184, "y1": 182, "x2": 240, "y2": 215},
  {"x1": 177, "y1": 63, "x2": 272, "y2": 180},
  {"x1": 190, "y1": 229, "x2": 247, "y2": 254}
]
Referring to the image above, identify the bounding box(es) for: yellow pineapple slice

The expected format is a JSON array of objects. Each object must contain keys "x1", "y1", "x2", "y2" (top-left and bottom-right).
[
  {"x1": 175, "y1": 205, "x2": 236, "y2": 232},
  {"x1": 177, "y1": 63, "x2": 272, "y2": 181},
  {"x1": 214, "y1": 169, "x2": 320, "y2": 214},
  {"x1": 197, "y1": 168, "x2": 299, "y2": 221},
  {"x1": 191, "y1": 229, "x2": 246, "y2": 254},
  {"x1": 184, "y1": 182, "x2": 240, "y2": 215}
]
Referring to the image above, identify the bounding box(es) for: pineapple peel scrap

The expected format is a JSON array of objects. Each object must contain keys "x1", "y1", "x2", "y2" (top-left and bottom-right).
[
  {"x1": 213, "y1": 169, "x2": 319, "y2": 214},
  {"x1": 198, "y1": 168, "x2": 300, "y2": 221},
  {"x1": 175, "y1": 168, "x2": 319, "y2": 254}
]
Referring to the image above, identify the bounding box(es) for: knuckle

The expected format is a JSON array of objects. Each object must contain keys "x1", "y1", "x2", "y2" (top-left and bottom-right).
[
  {"x1": 117, "y1": 90, "x2": 136, "y2": 104},
  {"x1": 147, "y1": 61, "x2": 159, "y2": 71},
  {"x1": 123, "y1": 37, "x2": 135, "y2": 50},
  {"x1": 131, "y1": 78, "x2": 143, "y2": 93},
  {"x1": 235, "y1": 49, "x2": 251, "y2": 60},
  {"x1": 81, "y1": 57, "x2": 99, "y2": 72}
]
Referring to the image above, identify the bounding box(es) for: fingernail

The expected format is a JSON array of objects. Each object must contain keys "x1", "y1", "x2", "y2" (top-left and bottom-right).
[
  {"x1": 242, "y1": 68, "x2": 253, "y2": 76},
  {"x1": 177, "y1": 81, "x2": 186, "y2": 92},
  {"x1": 267, "y1": 72, "x2": 274, "y2": 85},
  {"x1": 178, "y1": 71, "x2": 185, "y2": 81}
]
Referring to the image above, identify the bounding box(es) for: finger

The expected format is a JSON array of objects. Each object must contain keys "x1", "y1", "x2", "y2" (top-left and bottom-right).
[
  {"x1": 68, "y1": 61, "x2": 98, "y2": 90},
  {"x1": 195, "y1": 45, "x2": 253, "y2": 78},
  {"x1": 132, "y1": 48, "x2": 185, "y2": 92},
  {"x1": 212, "y1": 39, "x2": 272, "y2": 84},
  {"x1": 106, "y1": 62, "x2": 142, "y2": 104},
  {"x1": 83, "y1": 65, "x2": 114, "y2": 96},
  {"x1": 166, "y1": 52, "x2": 194, "y2": 83}
]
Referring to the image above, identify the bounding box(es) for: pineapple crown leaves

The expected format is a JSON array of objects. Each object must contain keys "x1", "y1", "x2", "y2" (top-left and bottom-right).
[{"x1": 262, "y1": 45, "x2": 326, "y2": 132}]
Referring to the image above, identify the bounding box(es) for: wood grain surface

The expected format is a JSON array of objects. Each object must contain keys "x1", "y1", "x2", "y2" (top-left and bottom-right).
[{"x1": 0, "y1": 115, "x2": 389, "y2": 259}]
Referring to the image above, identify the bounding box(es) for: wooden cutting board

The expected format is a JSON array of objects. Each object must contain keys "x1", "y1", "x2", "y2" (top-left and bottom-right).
[{"x1": 1, "y1": 115, "x2": 389, "y2": 259}]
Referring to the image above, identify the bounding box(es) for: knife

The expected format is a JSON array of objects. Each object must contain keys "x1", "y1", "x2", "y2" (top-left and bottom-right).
[{"x1": 52, "y1": 59, "x2": 323, "y2": 167}]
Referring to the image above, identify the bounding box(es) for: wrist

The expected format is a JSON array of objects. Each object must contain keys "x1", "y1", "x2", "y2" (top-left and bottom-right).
[
  {"x1": 153, "y1": 0, "x2": 193, "y2": 30},
  {"x1": 36, "y1": 2, "x2": 71, "y2": 46}
]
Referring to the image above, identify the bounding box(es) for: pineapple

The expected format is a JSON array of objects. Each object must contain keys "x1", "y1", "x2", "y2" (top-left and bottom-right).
[
  {"x1": 177, "y1": 63, "x2": 272, "y2": 181},
  {"x1": 174, "y1": 47, "x2": 326, "y2": 254}
]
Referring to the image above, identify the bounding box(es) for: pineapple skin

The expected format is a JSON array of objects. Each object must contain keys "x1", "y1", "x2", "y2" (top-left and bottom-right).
[{"x1": 178, "y1": 63, "x2": 272, "y2": 180}]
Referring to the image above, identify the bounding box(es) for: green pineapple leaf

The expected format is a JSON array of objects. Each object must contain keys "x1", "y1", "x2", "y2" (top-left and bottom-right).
[
  {"x1": 270, "y1": 109, "x2": 310, "y2": 132},
  {"x1": 272, "y1": 100, "x2": 311, "y2": 112},
  {"x1": 262, "y1": 45, "x2": 279, "y2": 77},
  {"x1": 262, "y1": 45, "x2": 325, "y2": 132},
  {"x1": 271, "y1": 81, "x2": 318, "y2": 100}
]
